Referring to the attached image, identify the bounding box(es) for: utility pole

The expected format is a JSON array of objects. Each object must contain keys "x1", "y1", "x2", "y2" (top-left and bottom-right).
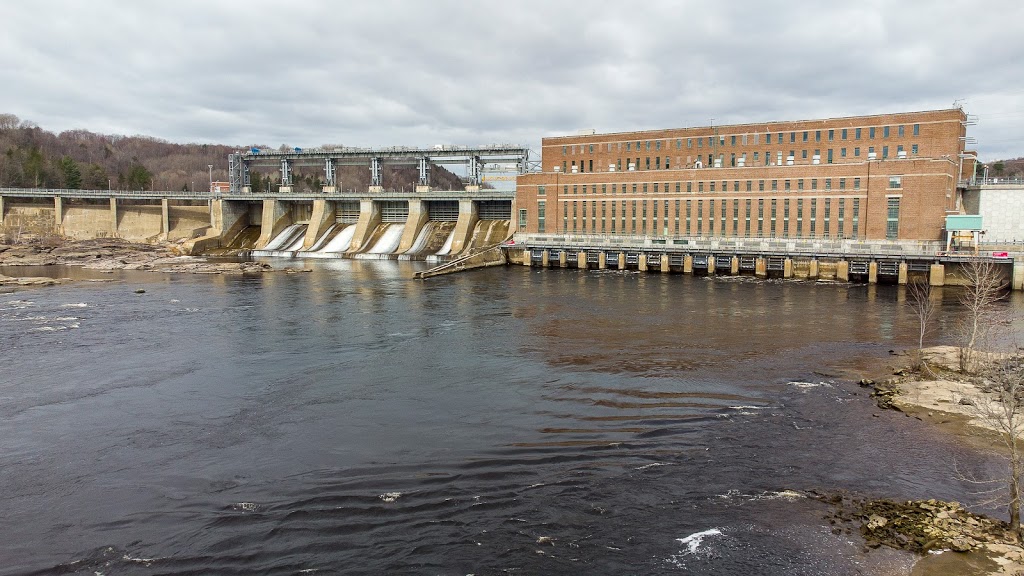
[{"x1": 208, "y1": 165, "x2": 213, "y2": 193}]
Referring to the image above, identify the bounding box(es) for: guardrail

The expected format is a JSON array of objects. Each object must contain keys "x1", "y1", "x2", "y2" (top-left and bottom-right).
[
  {"x1": 0, "y1": 187, "x2": 211, "y2": 199},
  {"x1": 960, "y1": 178, "x2": 1024, "y2": 187}
]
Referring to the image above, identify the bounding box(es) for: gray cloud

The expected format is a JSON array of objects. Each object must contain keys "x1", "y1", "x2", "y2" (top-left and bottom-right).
[{"x1": 0, "y1": 0, "x2": 1021, "y2": 160}]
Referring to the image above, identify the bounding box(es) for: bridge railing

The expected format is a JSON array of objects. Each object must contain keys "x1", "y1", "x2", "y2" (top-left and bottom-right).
[{"x1": 0, "y1": 187, "x2": 211, "y2": 199}]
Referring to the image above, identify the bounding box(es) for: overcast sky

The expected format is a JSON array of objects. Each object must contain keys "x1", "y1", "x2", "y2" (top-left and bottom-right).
[{"x1": 1, "y1": 1, "x2": 1021, "y2": 160}]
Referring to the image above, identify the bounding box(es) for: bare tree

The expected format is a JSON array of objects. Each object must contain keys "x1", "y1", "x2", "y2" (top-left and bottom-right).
[
  {"x1": 958, "y1": 355, "x2": 1024, "y2": 541},
  {"x1": 958, "y1": 259, "x2": 1007, "y2": 373},
  {"x1": 907, "y1": 280, "x2": 936, "y2": 372}
]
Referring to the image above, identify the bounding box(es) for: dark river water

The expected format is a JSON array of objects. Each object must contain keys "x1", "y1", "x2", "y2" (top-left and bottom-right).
[{"x1": 0, "y1": 261, "x2": 1016, "y2": 575}]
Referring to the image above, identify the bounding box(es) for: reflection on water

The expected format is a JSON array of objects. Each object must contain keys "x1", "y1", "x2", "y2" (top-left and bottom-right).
[{"x1": 0, "y1": 263, "x2": 1018, "y2": 575}]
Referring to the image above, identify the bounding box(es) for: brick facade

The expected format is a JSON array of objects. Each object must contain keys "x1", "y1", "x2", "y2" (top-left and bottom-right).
[{"x1": 515, "y1": 109, "x2": 969, "y2": 241}]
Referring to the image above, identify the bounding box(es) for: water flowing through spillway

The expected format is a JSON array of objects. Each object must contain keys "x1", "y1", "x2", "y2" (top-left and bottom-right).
[
  {"x1": 261, "y1": 224, "x2": 306, "y2": 251},
  {"x1": 435, "y1": 228, "x2": 456, "y2": 255},
  {"x1": 318, "y1": 224, "x2": 356, "y2": 254},
  {"x1": 306, "y1": 223, "x2": 340, "y2": 252},
  {"x1": 354, "y1": 223, "x2": 404, "y2": 257},
  {"x1": 404, "y1": 222, "x2": 436, "y2": 255},
  {"x1": 251, "y1": 224, "x2": 308, "y2": 257}
]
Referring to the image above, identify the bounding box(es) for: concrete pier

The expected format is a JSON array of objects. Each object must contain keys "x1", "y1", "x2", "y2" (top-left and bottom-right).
[
  {"x1": 929, "y1": 263, "x2": 946, "y2": 287},
  {"x1": 304, "y1": 199, "x2": 337, "y2": 249},
  {"x1": 837, "y1": 260, "x2": 850, "y2": 282},
  {"x1": 731, "y1": 256, "x2": 739, "y2": 275},
  {"x1": 784, "y1": 258, "x2": 793, "y2": 278},
  {"x1": 1014, "y1": 261, "x2": 1024, "y2": 291},
  {"x1": 638, "y1": 253, "x2": 648, "y2": 272},
  {"x1": 755, "y1": 257, "x2": 767, "y2": 278},
  {"x1": 707, "y1": 256, "x2": 715, "y2": 275},
  {"x1": 661, "y1": 254, "x2": 670, "y2": 273},
  {"x1": 598, "y1": 252, "x2": 607, "y2": 269},
  {"x1": 898, "y1": 263, "x2": 908, "y2": 285},
  {"x1": 868, "y1": 261, "x2": 878, "y2": 284},
  {"x1": 396, "y1": 200, "x2": 428, "y2": 253},
  {"x1": 577, "y1": 251, "x2": 587, "y2": 269},
  {"x1": 618, "y1": 253, "x2": 626, "y2": 269},
  {"x1": 348, "y1": 199, "x2": 382, "y2": 253},
  {"x1": 449, "y1": 199, "x2": 479, "y2": 254}
]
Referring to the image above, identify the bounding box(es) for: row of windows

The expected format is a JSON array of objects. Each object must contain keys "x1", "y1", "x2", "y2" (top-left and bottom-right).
[
  {"x1": 560, "y1": 124, "x2": 923, "y2": 155},
  {"x1": 546, "y1": 197, "x2": 870, "y2": 239},
  {"x1": 538, "y1": 176, "x2": 874, "y2": 197},
  {"x1": 562, "y1": 143, "x2": 919, "y2": 172}
]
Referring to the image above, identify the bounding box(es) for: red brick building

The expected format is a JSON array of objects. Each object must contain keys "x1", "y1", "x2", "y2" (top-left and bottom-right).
[{"x1": 515, "y1": 109, "x2": 973, "y2": 241}]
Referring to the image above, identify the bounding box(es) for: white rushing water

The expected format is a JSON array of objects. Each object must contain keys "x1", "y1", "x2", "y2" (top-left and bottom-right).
[
  {"x1": 403, "y1": 222, "x2": 436, "y2": 255},
  {"x1": 306, "y1": 224, "x2": 340, "y2": 252},
  {"x1": 318, "y1": 225, "x2": 356, "y2": 253},
  {"x1": 435, "y1": 228, "x2": 456, "y2": 255},
  {"x1": 366, "y1": 224, "x2": 405, "y2": 254},
  {"x1": 260, "y1": 224, "x2": 306, "y2": 251}
]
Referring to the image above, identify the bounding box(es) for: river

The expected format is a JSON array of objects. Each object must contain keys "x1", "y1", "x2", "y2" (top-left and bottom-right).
[{"x1": 0, "y1": 261, "x2": 1015, "y2": 575}]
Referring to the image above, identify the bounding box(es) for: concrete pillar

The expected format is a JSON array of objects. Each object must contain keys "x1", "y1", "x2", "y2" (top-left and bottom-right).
[
  {"x1": 783, "y1": 258, "x2": 793, "y2": 278},
  {"x1": 898, "y1": 262, "x2": 908, "y2": 285},
  {"x1": 929, "y1": 263, "x2": 946, "y2": 287},
  {"x1": 618, "y1": 253, "x2": 626, "y2": 269},
  {"x1": 210, "y1": 199, "x2": 250, "y2": 242},
  {"x1": 755, "y1": 257, "x2": 767, "y2": 278},
  {"x1": 542, "y1": 250, "x2": 550, "y2": 267},
  {"x1": 707, "y1": 256, "x2": 716, "y2": 275},
  {"x1": 577, "y1": 250, "x2": 587, "y2": 269},
  {"x1": 109, "y1": 197, "x2": 118, "y2": 237},
  {"x1": 559, "y1": 251, "x2": 567, "y2": 267},
  {"x1": 684, "y1": 255, "x2": 694, "y2": 274},
  {"x1": 808, "y1": 259, "x2": 819, "y2": 280},
  {"x1": 661, "y1": 254, "x2": 670, "y2": 273},
  {"x1": 449, "y1": 199, "x2": 479, "y2": 255},
  {"x1": 598, "y1": 252, "x2": 607, "y2": 269},
  {"x1": 868, "y1": 261, "x2": 879, "y2": 284},
  {"x1": 639, "y1": 253, "x2": 648, "y2": 272},
  {"x1": 348, "y1": 199, "x2": 382, "y2": 253},
  {"x1": 731, "y1": 256, "x2": 739, "y2": 275},
  {"x1": 54, "y1": 196, "x2": 63, "y2": 232},
  {"x1": 304, "y1": 199, "x2": 338, "y2": 250},
  {"x1": 0, "y1": 195, "x2": 5, "y2": 224},
  {"x1": 837, "y1": 260, "x2": 850, "y2": 282},
  {"x1": 396, "y1": 199, "x2": 428, "y2": 253},
  {"x1": 161, "y1": 199, "x2": 170, "y2": 240},
  {"x1": 1013, "y1": 261, "x2": 1024, "y2": 291},
  {"x1": 256, "y1": 198, "x2": 291, "y2": 248},
  {"x1": 278, "y1": 186, "x2": 293, "y2": 194}
]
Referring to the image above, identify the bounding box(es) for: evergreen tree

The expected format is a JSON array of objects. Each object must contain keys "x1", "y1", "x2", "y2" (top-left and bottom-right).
[{"x1": 58, "y1": 156, "x2": 82, "y2": 189}]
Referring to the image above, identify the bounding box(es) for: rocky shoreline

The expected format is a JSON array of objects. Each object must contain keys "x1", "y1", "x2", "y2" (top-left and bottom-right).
[
  {"x1": 0, "y1": 238, "x2": 307, "y2": 286},
  {"x1": 850, "y1": 346, "x2": 1024, "y2": 574}
]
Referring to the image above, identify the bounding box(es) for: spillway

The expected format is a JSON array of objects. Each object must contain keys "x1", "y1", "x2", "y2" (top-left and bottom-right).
[
  {"x1": 402, "y1": 221, "x2": 456, "y2": 260},
  {"x1": 300, "y1": 224, "x2": 355, "y2": 259},
  {"x1": 251, "y1": 224, "x2": 308, "y2": 257},
  {"x1": 424, "y1": 226, "x2": 457, "y2": 263},
  {"x1": 354, "y1": 223, "x2": 405, "y2": 259}
]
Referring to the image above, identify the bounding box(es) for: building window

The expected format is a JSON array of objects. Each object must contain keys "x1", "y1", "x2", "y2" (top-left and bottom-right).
[
  {"x1": 778, "y1": 133, "x2": 784, "y2": 144},
  {"x1": 869, "y1": 126, "x2": 876, "y2": 139},
  {"x1": 854, "y1": 177, "x2": 861, "y2": 190},
  {"x1": 802, "y1": 150, "x2": 808, "y2": 159},
  {"x1": 759, "y1": 180, "x2": 765, "y2": 192},
  {"x1": 898, "y1": 125, "x2": 905, "y2": 137},
  {"x1": 731, "y1": 135, "x2": 737, "y2": 146},
  {"x1": 855, "y1": 127, "x2": 862, "y2": 139},
  {"x1": 854, "y1": 147, "x2": 860, "y2": 157},
  {"x1": 810, "y1": 199, "x2": 817, "y2": 236},
  {"x1": 709, "y1": 200, "x2": 715, "y2": 234},
  {"x1": 745, "y1": 199, "x2": 752, "y2": 237},
  {"x1": 733, "y1": 199, "x2": 739, "y2": 235},
  {"x1": 837, "y1": 198, "x2": 845, "y2": 239},
  {"x1": 770, "y1": 199, "x2": 777, "y2": 237},
  {"x1": 883, "y1": 126, "x2": 890, "y2": 138},
  {"x1": 852, "y1": 198, "x2": 860, "y2": 238},
  {"x1": 674, "y1": 199, "x2": 680, "y2": 233},
  {"x1": 686, "y1": 199, "x2": 692, "y2": 235},
  {"x1": 798, "y1": 179, "x2": 804, "y2": 191},
  {"x1": 796, "y1": 199, "x2": 804, "y2": 237},
  {"x1": 519, "y1": 209, "x2": 528, "y2": 232},
  {"x1": 734, "y1": 180, "x2": 740, "y2": 192},
  {"x1": 841, "y1": 148, "x2": 847, "y2": 158},
  {"x1": 839, "y1": 178, "x2": 846, "y2": 190},
  {"x1": 842, "y1": 128, "x2": 848, "y2": 140},
  {"x1": 697, "y1": 200, "x2": 703, "y2": 235},
  {"x1": 911, "y1": 144, "x2": 918, "y2": 155},
  {"x1": 642, "y1": 201, "x2": 648, "y2": 234},
  {"x1": 746, "y1": 180, "x2": 752, "y2": 192},
  {"x1": 815, "y1": 130, "x2": 821, "y2": 142},
  {"x1": 785, "y1": 180, "x2": 791, "y2": 191},
  {"x1": 611, "y1": 201, "x2": 616, "y2": 233},
  {"x1": 783, "y1": 199, "x2": 790, "y2": 237},
  {"x1": 655, "y1": 140, "x2": 661, "y2": 151},
  {"x1": 802, "y1": 131, "x2": 809, "y2": 142},
  {"x1": 823, "y1": 198, "x2": 831, "y2": 236},
  {"x1": 772, "y1": 180, "x2": 778, "y2": 191},
  {"x1": 886, "y1": 197, "x2": 900, "y2": 239},
  {"x1": 631, "y1": 200, "x2": 637, "y2": 233},
  {"x1": 710, "y1": 182, "x2": 716, "y2": 192},
  {"x1": 913, "y1": 124, "x2": 920, "y2": 136},
  {"x1": 882, "y1": 145, "x2": 888, "y2": 159},
  {"x1": 828, "y1": 129, "x2": 834, "y2": 141},
  {"x1": 811, "y1": 178, "x2": 817, "y2": 191},
  {"x1": 757, "y1": 199, "x2": 764, "y2": 237},
  {"x1": 537, "y1": 201, "x2": 545, "y2": 232},
  {"x1": 538, "y1": 185, "x2": 546, "y2": 196},
  {"x1": 889, "y1": 175, "x2": 902, "y2": 189}
]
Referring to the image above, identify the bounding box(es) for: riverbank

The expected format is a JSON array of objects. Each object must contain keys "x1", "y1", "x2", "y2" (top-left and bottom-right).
[
  {"x1": 856, "y1": 345, "x2": 1024, "y2": 574},
  {"x1": 0, "y1": 237, "x2": 306, "y2": 286}
]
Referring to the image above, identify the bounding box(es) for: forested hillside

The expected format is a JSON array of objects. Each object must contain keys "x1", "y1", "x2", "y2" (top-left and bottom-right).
[{"x1": 0, "y1": 114, "x2": 467, "y2": 193}]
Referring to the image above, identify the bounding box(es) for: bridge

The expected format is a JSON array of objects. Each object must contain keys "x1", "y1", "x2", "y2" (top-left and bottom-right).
[{"x1": 229, "y1": 144, "x2": 533, "y2": 194}]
